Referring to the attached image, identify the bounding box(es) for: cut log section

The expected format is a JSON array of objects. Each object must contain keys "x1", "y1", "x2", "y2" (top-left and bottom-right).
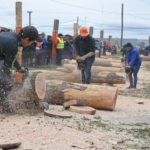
[
  {"x1": 34, "y1": 69, "x2": 125, "y2": 84},
  {"x1": 63, "y1": 99, "x2": 88, "y2": 109},
  {"x1": 69, "y1": 106, "x2": 96, "y2": 115},
  {"x1": 44, "y1": 109, "x2": 72, "y2": 118},
  {"x1": 9, "y1": 72, "x2": 46, "y2": 101},
  {"x1": 0, "y1": 142, "x2": 21, "y2": 149},
  {"x1": 45, "y1": 80, "x2": 118, "y2": 110}
]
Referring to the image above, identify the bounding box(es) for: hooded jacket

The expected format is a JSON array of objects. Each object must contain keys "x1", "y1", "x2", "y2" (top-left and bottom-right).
[
  {"x1": 126, "y1": 47, "x2": 141, "y2": 68},
  {"x1": 0, "y1": 32, "x2": 21, "y2": 74}
]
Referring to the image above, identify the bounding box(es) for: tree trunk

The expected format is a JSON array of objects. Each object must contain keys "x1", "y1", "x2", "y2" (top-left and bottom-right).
[
  {"x1": 95, "y1": 58, "x2": 121, "y2": 63},
  {"x1": 63, "y1": 64, "x2": 123, "y2": 73},
  {"x1": 8, "y1": 72, "x2": 46, "y2": 101},
  {"x1": 63, "y1": 59, "x2": 123, "y2": 68},
  {"x1": 140, "y1": 55, "x2": 150, "y2": 61},
  {"x1": 35, "y1": 69, "x2": 125, "y2": 84},
  {"x1": 45, "y1": 80, "x2": 118, "y2": 110}
]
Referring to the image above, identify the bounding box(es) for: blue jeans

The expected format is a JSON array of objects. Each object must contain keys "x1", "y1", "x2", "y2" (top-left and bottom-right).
[
  {"x1": 81, "y1": 57, "x2": 95, "y2": 84},
  {"x1": 128, "y1": 64, "x2": 141, "y2": 88}
]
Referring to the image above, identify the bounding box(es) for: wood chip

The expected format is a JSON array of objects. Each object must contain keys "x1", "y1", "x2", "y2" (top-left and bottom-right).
[
  {"x1": 0, "y1": 142, "x2": 21, "y2": 149},
  {"x1": 69, "y1": 106, "x2": 96, "y2": 115},
  {"x1": 44, "y1": 110, "x2": 72, "y2": 118}
]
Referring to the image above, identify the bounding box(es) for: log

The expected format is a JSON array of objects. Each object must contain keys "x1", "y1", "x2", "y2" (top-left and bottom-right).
[
  {"x1": 63, "y1": 59, "x2": 123, "y2": 68},
  {"x1": 140, "y1": 55, "x2": 150, "y2": 61},
  {"x1": 69, "y1": 106, "x2": 96, "y2": 115},
  {"x1": 63, "y1": 64, "x2": 124, "y2": 73},
  {"x1": 35, "y1": 69, "x2": 126, "y2": 84},
  {"x1": 8, "y1": 72, "x2": 46, "y2": 101},
  {"x1": 95, "y1": 58, "x2": 121, "y2": 63},
  {"x1": 45, "y1": 80, "x2": 118, "y2": 110}
]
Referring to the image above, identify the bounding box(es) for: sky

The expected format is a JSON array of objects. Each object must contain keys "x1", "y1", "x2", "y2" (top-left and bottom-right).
[{"x1": 0, "y1": 0, "x2": 150, "y2": 39}]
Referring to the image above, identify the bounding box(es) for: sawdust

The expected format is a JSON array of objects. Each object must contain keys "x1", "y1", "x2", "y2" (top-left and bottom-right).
[{"x1": 0, "y1": 62, "x2": 150, "y2": 150}]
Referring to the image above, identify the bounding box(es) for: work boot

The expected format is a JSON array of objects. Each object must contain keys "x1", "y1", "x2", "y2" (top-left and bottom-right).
[{"x1": 126, "y1": 85, "x2": 134, "y2": 89}]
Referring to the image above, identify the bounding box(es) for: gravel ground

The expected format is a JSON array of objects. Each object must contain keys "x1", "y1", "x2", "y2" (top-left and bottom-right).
[{"x1": 0, "y1": 62, "x2": 150, "y2": 150}]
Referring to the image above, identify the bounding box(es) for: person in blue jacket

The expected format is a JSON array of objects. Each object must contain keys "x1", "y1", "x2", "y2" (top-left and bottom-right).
[{"x1": 126, "y1": 43, "x2": 142, "y2": 89}]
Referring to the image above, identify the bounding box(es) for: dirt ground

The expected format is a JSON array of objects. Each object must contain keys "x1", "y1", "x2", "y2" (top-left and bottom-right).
[{"x1": 0, "y1": 62, "x2": 150, "y2": 150}]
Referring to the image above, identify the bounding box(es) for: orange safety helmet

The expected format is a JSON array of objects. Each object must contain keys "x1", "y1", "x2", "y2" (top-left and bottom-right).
[{"x1": 80, "y1": 27, "x2": 88, "y2": 37}]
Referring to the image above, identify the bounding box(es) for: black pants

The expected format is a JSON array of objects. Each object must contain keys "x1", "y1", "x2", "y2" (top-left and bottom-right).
[
  {"x1": 81, "y1": 57, "x2": 95, "y2": 84},
  {"x1": 0, "y1": 60, "x2": 14, "y2": 112},
  {"x1": 56, "y1": 49, "x2": 63, "y2": 66}
]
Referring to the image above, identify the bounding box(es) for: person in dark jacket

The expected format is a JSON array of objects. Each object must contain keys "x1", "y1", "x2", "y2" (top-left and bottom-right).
[
  {"x1": 74, "y1": 26, "x2": 96, "y2": 84},
  {"x1": 0, "y1": 26, "x2": 38, "y2": 112},
  {"x1": 126, "y1": 43, "x2": 142, "y2": 89}
]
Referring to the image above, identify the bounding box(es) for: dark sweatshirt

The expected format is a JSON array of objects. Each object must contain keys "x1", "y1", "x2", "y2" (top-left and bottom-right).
[
  {"x1": 0, "y1": 32, "x2": 21, "y2": 74},
  {"x1": 74, "y1": 35, "x2": 96, "y2": 59}
]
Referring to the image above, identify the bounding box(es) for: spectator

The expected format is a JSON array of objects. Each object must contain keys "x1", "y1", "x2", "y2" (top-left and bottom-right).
[{"x1": 55, "y1": 33, "x2": 65, "y2": 66}]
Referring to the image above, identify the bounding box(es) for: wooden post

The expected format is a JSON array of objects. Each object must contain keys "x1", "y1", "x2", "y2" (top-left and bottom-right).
[
  {"x1": 16, "y1": 2, "x2": 22, "y2": 33},
  {"x1": 108, "y1": 35, "x2": 112, "y2": 48},
  {"x1": 52, "y1": 19, "x2": 59, "y2": 64},
  {"x1": 73, "y1": 23, "x2": 78, "y2": 38},
  {"x1": 73, "y1": 23, "x2": 78, "y2": 58},
  {"x1": 120, "y1": 3, "x2": 124, "y2": 48},
  {"x1": 89, "y1": 26, "x2": 94, "y2": 36},
  {"x1": 16, "y1": 2, "x2": 22, "y2": 65},
  {"x1": 100, "y1": 30, "x2": 104, "y2": 56}
]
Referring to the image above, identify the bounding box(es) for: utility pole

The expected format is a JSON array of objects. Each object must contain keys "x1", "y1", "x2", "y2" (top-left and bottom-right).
[
  {"x1": 120, "y1": 3, "x2": 124, "y2": 48},
  {"x1": 27, "y1": 11, "x2": 32, "y2": 26},
  {"x1": 77, "y1": 16, "x2": 79, "y2": 25},
  {"x1": 89, "y1": 26, "x2": 94, "y2": 37}
]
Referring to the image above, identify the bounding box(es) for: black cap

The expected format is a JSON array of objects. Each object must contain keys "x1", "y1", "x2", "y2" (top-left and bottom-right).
[
  {"x1": 126, "y1": 43, "x2": 133, "y2": 48},
  {"x1": 58, "y1": 33, "x2": 63, "y2": 37},
  {"x1": 20, "y1": 26, "x2": 38, "y2": 41}
]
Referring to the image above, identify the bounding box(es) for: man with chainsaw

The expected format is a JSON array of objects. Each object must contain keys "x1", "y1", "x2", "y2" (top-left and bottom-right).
[
  {"x1": 125, "y1": 43, "x2": 142, "y2": 89},
  {"x1": 0, "y1": 26, "x2": 38, "y2": 112},
  {"x1": 74, "y1": 27, "x2": 96, "y2": 84}
]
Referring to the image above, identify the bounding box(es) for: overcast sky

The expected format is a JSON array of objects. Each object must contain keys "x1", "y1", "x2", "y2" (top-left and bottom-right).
[{"x1": 0, "y1": 0, "x2": 150, "y2": 39}]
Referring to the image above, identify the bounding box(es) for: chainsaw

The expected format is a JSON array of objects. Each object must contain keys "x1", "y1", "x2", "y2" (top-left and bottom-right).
[{"x1": 14, "y1": 68, "x2": 29, "y2": 85}]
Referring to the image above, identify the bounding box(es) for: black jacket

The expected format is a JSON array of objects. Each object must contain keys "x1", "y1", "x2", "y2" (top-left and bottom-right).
[
  {"x1": 0, "y1": 32, "x2": 21, "y2": 74},
  {"x1": 74, "y1": 35, "x2": 96, "y2": 59}
]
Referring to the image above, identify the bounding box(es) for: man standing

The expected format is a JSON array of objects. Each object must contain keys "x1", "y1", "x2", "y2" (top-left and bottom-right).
[
  {"x1": 74, "y1": 27, "x2": 96, "y2": 84},
  {"x1": 125, "y1": 43, "x2": 142, "y2": 89},
  {"x1": 55, "y1": 33, "x2": 65, "y2": 66},
  {"x1": 0, "y1": 26, "x2": 38, "y2": 112}
]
